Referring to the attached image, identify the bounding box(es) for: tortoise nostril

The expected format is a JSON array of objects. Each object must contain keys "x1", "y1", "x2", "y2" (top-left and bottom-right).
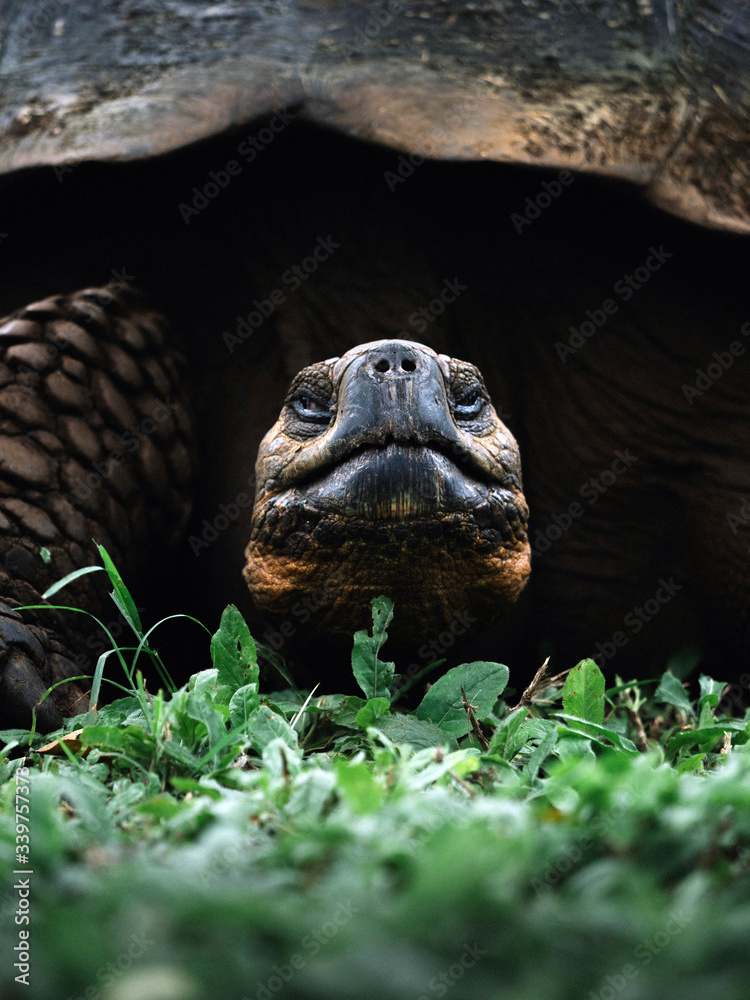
[{"x1": 372, "y1": 352, "x2": 417, "y2": 374}]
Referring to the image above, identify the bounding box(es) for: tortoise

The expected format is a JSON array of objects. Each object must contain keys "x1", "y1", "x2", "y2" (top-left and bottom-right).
[{"x1": 0, "y1": 0, "x2": 748, "y2": 729}]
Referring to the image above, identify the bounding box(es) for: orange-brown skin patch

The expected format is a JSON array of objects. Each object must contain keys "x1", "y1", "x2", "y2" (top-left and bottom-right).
[{"x1": 245, "y1": 508, "x2": 530, "y2": 646}]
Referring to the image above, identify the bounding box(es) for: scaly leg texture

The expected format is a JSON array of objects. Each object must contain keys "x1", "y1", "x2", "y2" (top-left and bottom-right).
[{"x1": 0, "y1": 285, "x2": 194, "y2": 730}]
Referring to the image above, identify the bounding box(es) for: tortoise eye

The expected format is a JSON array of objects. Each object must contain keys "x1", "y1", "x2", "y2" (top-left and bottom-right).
[
  {"x1": 453, "y1": 389, "x2": 484, "y2": 419},
  {"x1": 293, "y1": 394, "x2": 331, "y2": 424}
]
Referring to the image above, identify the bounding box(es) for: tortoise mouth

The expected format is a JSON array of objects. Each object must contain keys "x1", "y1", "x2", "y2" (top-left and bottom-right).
[
  {"x1": 251, "y1": 439, "x2": 528, "y2": 556},
  {"x1": 298, "y1": 440, "x2": 503, "y2": 520}
]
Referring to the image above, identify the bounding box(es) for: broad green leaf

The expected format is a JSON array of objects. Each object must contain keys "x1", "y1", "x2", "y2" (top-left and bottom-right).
[
  {"x1": 415, "y1": 662, "x2": 509, "y2": 736},
  {"x1": 210, "y1": 605, "x2": 258, "y2": 691},
  {"x1": 80, "y1": 726, "x2": 127, "y2": 751},
  {"x1": 283, "y1": 768, "x2": 338, "y2": 821},
  {"x1": 525, "y1": 721, "x2": 558, "y2": 780},
  {"x1": 489, "y1": 707, "x2": 529, "y2": 759},
  {"x1": 135, "y1": 794, "x2": 183, "y2": 819},
  {"x1": 562, "y1": 659, "x2": 605, "y2": 725},
  {"x1": 161, "y1": 741, "x2": 205, "y2": 772},
  {"x1": 188, "y1": 668, "x2": 233, "y2": 709},
  {"x1": 408, "y1": 748, "x2": 487, "y2": 789},
  {"x1": 81, "y1": 724, "x2": 156, "y2": 765},
  {"x1": 169, "y1": 777, "x2": 223, "y2": 799},
  {"x1": 655, "y1": 671, "x2": 695, "y2": 716},
  {"x1": 334, "y1": 760, "x2": 383, "y2": 814},
  {"x1": 190, "y1": 668, "x2": 219, "y2": 690},
  {"x1": 555, "y1": 731, "x2": 596, "y2": 761},
  {"x1": 699, "y1": 674, "x2": 726, "y2": 709},
  {"x1": 666, "y1": 722, "x2": 744, "y2": 757},
  {"x1": 676, "y1": 752, "x2": 707, "y2": 774},
  {"x1": 356, "y1": 698, "x2": 391, "y2": 729},
  {"x1": 0, "y1": 730, "x2": 34, "y2": 748},
  {"x1": 330, "y1": 695, "x2": 367, "y2": 730},
  {"x1": 351, "y1": 596, "x2": 395, "y2": 700},
  {"x1": 698, "y1": 700, "x2": 715, "y2": 730},
  {"x1": 228, "y1": 684, "x2": 261, "y2": 731},
  {"x1": 186, "y1": 691, "x2": 228, "y2": 749},
  {"x1": 312, "y1": 693, "x2": 348, "y2": 712},
  {"x1": 246, "y1": 705, "x2": 298, "y2": 754},
  {"x1": 373, "y1": 714, "x2": 459, "y2": 752},
  {"x1": 554, "y1": 714, "x2": 639, "y2": 755},
  {"x1": 451, "y1": 756, "x2": 481, "y2": 779},
  {"x1": 495, "y1": 716, "x2": 556, "y2": 762}
]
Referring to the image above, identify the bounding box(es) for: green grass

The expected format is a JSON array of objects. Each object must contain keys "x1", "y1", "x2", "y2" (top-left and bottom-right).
[{"x1": 2, "y1": 552, "x2": 750, "y2": 999}]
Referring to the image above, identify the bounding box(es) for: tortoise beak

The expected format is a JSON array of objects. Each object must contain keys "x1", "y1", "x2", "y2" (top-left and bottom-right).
[{"x1": 271, "y1": 340, "x2": 523, "y2": 493}]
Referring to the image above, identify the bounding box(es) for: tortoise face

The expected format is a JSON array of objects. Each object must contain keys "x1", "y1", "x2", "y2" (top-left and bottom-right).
[{"x1": 244, "y1": 340, "x2": 530, "y2": 647}]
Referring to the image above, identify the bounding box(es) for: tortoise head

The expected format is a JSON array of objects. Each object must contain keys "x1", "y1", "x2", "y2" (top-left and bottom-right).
[{"x1": 244, "y1": 340, "x2": 530, "y2": 648}]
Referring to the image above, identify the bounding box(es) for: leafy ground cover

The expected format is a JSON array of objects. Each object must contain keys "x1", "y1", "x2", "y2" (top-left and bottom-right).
[{"x1": 2, "y1": 554, "x2": 750, "y2": 1000}]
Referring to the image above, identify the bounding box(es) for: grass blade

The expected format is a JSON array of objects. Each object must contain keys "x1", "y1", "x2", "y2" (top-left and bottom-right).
[
  {"x1": 42, "y1": 565, "x2": 105, "y2": 600},
  {"x1": 90, "y1": 649, "x2": 120, "y2": 710},
  {"x1": 97, "y1": 542, "x2": 143, "y2": 634}
]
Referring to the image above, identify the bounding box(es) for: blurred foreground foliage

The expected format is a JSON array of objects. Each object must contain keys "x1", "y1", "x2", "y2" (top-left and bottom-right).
[{"x1": 2, "y1": 561, "x2": 750, "y2": 1000}]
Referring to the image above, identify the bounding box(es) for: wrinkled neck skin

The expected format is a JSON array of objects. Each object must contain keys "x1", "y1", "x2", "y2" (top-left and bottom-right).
[{"x1": 244, "y1": 339, "x2": 531, "y2": 656}]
